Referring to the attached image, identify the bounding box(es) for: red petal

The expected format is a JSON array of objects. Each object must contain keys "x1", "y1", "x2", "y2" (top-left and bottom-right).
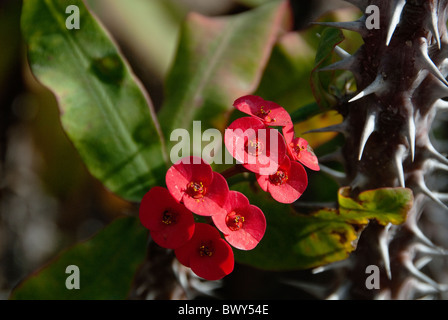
[
  {"x1": 234, "y1": 95, "x2": 292, "y2": 127},
  {"x1": 212, "y1": 191, "x2": 250, "y2": 235},
  {"x1": 212, "y1": 191, "x2": 266, "y2": 250},
  {"x1": 267, "y1": 161, "x2": 308, "y2": 203},
  {"x1": 282, "y1": 123, "x2": 295, "y2": 145},
  {"x1": 174, "y1": 223, "x2": 230, "y2": 276},
  {"x1": 256, "y1": 174, "x2": 269, "y2": 192},
  {"x1": 225, "y1": 117, "x2": 286, "y2": 175},
  {"x1": 288, "y1": 137, "x2": 320, "y2": 171},
  {"x1": 166, "y1": 156, "x2": 213, "y2": 202},
  {"x1": 182, "y1": 172, "x2": 229, "y2": 216},
  {"x1": 190, "y1": 237, "x2": 234, "y2": 280},
  {"x1": 139, "y1": 187, "x2": 195, "y2": 249},
  {"x1": 225, "y1": 117, "x2": 265, "y2": 165},
  {"x1": 255, "y1": 155, "x2": 291, "y2": 192},
  {"x1": 225, "y1": 205, "x2": 266, "y2": 250}
]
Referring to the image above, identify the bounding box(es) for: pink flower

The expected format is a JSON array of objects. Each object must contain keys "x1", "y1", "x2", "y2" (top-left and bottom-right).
[
  {"x1": 166, "y1": 156, "x2": 229, "y2": 216},
  {"x1": 175, "y1": 223, "x2": 234, "y2": 281},
  {"x1": 224, "y1": 117, "x2": 286, "y2": 175},
  {"x1": 233, "y1": 95, "x2": 292, "y2": 127},
  {"x1": 256, "y1": 156, "x2": 308, "y2": 204},
  {"x1": 212, "y1": 191, "x2": 266, "y2": 250},
  {"x1": 287, "y1": 137, "x2": 320, "y2": 171},
  {"x1": 139, "y1": 187, "x2": 195, "y2": 249}
]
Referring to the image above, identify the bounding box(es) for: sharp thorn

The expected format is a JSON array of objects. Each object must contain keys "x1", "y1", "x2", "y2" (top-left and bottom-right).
[
  {"x1": 318, "y1": 149, "x2": 344, "y2": 163},
  {"x1": 312, "y1": 259, "x2": 351, "y2": 274},
  {"x1": 429, "y1": 9, "x2": 441, "y2": 50},
  {"x1": 349, "y1": 74, "x2": 385, "y2": 102},
  {"x1": 374, "y1": 290, "x2": 391, "y2": 300},
  {"x1": 433, "y1": 192, "x2": 448, "y2": 201},
  {"x1": 334, "y1": 45, "x2": 351, "y2": 60},
  {"x1": 410, "y1": 222, "x2": 437, "y2": 248},
  {"x1": 403, "y1": 258, "x2": 446, "y2": 291},
  {"x1": 418, "y1": 177, "x2": 448, "y2": 211},
  {"x1": 320, "y1": 56, "x2": 356, "y2": 72},
  {"x1": 386, "y1": 0, "x2": 407, "y2": 46},
  {"x1": 319, "y1": 164, "x2": 347, "y2": 182},
  {"x1": 426, "y1": 142, "x2": 448, "y2": 165},
  {"x1": 413, "y1": 243, "x2": 448, "y2": 256},
  {"x1": 419, "y1": 38, "x2": 448, "y2": 87},
  {"x1": 424, "y1": 159, "x2": 448, "y2": 172},
  {"x1": 406, "y1": 203, "x2": 437, "y2": 248},
  {"x1": 358, "y1": 110, "x2": 377, "y2": 160},
  {"x1": 378, "y1": 223, "x2": 393, "y2": 280},
  {"x1": 311, "y1": 19, "x2": 366, "y2": 36},
  {"x1": 326, "y1": 283, "x2": 351, "y2": 300},
  {"x1": 406, "y1": 115, "x2": 416, "y2": 162},
  {"x1": 414, "y1": 256, "x2": 433, "y2": 270},
  {"x1": 394, "y1": 145, "x2": 407, "y2": 188},
  {"x1": 281, "y1": 280, "x2": 328, "y2": 299},
  {"x1": 302, "y1": 123, "x2": 347, "y2": 135},
  {"x1": 350, "y1": 173, "x2": 368, "y2": 190},
  {"x1": 408, "y1": 279, "x2": 448, "y2": 296},
  {"x1": 434, "y1": 99, "x2": 448, "y2": 110}
]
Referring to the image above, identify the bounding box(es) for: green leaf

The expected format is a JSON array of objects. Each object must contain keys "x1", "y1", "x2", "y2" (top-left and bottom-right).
[
  {"x1": 10, "y1": 217, "x2": 148, "y2": 300},
  {"x1": 232, "y1": 182, "x2": 359, "y2": 270},
  {"x1": 310, "y1": 27, "x2": 345, "y2": 110},
  {"x1": 21, "y1": 0, "x2": 168, "y2": 202},
  {"x1": 254, "y1": 31, "x2": 317, "y2": 113},
  {"x1": 337, "y1": 187, "x2": 413, "y2": 225},
  {"x1": 158, "y1": 0, "x2": 289, "y2": 151},
  {"x1": 86, "y1": 0, "x2": 183, "y2": 78},
  {"x1": 232, "y1": 184, "x2": 412, "y2": 271}
]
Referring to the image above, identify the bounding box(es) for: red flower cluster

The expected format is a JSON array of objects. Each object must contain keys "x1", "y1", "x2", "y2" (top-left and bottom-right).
[
  {"x1": 139, "y1": 156, "x2": 266, "y2": 281},
  {"x1": 139, "y1": 95, "x2": 318, "y2": 280},
  {"x1": 225, "y1": 95, "x2": 319, "y2": 203}
]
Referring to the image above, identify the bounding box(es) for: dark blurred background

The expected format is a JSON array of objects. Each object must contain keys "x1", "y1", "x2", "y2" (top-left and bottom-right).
[{"x1": 0, "y1": 0, "x2": 352, "y2": 299}]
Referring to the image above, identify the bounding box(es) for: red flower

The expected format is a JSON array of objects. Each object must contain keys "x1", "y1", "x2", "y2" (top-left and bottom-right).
[
  {"x1": 175, "y1": 223, "x2": 234, "y2": 281},
  {"x1": 234, "y1": 95, "x2": 292, "y2": 127},
  {"x1": 224, "y1": 117, "x2": 286, "y2": 175},
  {"x1": 212, "y1": 191, "x2": 266, "y2": 250},
  {"x1": 166, "y1": 156, "x2": 229, "y2": 216},
  {"x1": 139, "y1": 187, "x2": 195, "y2": 249},
  {"x1": 256, "y1": 156, "x2": 308, "y2": 204},
  {"x1": 287, "y1": 137, "x2": 320, "y2": 171}
]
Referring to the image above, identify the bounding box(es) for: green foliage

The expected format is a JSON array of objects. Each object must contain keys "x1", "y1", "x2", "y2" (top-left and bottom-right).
[
  {"x1": 310, "y1": 28, "x2": 345, "y2": 110},
  {"x1": 16, "y1": 0, "x2": 415, "y2": 299},
  {"x1": 21, "y1": 0, "x2": 168, "y2": 202},
  {"x1": 158, "y1": 0, "x2": 289, "y2": 144},
  {"x1": 10, "y1": 217, "x2": 148, "y2": 300}
]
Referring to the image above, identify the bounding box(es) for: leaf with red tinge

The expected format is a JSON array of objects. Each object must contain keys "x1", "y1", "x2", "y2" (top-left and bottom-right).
[
  {"x1": 158, "y1": 1, "x2": 291, "y2": 155},
  {"x1": 21, "y1": 0, "x2": 168, "y2": 202}
]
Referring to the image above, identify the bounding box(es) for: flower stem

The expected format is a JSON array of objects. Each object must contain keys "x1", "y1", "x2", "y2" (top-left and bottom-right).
[
  {"x1": 220, "y1": 164, "x2": 255, "y2": 187},
  {"x1": 220, "y1": 164, "x2": 248, "y2": 179}
]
